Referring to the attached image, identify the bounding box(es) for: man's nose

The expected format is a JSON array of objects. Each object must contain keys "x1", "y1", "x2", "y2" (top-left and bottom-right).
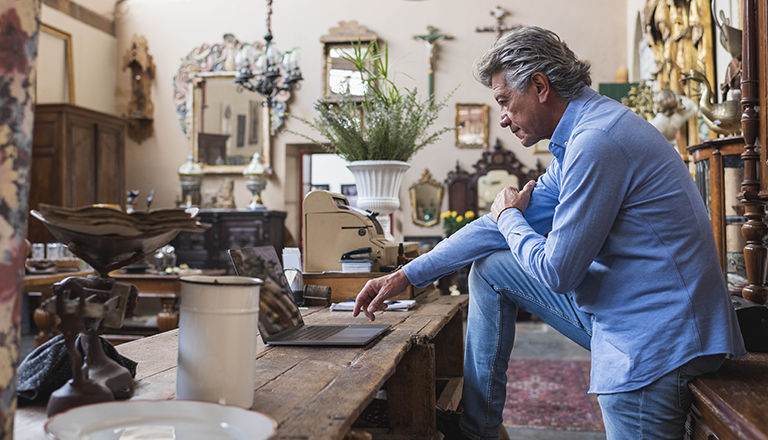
[{"x1": 499, "y1": 112, "x2": 510, "y2": 128}]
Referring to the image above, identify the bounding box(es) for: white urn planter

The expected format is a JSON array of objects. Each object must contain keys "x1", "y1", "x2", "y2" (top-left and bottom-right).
[{"x1": 346, "y1": 160, "x2": 411, "y2": 241}]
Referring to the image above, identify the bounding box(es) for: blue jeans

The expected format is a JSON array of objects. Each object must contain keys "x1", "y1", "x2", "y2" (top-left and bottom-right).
[{"x1": 458, "y1": 250, "x2": 724, "y2": 440}]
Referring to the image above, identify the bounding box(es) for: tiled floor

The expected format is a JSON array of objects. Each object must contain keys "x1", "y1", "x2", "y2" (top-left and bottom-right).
[{"x1": 504, "y1": 322, "x2": 606, "y2": 440}]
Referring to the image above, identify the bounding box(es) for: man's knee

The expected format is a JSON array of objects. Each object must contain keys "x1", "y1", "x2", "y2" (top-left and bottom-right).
[{"x1": 470, "y1": 250, "x2": 523, "y2": 281}]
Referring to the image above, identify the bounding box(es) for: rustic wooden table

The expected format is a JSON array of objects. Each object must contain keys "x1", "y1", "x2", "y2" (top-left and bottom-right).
[{"x1": 14, "y1": 290, "x2": 467, "y2": 440}]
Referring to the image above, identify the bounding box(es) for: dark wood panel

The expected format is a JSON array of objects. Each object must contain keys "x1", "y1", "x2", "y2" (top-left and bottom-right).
[
  {"x1": 96, "y1": 124, "x2": 124, "y2": 204},
  {"x1": 69, "y1": 121, "x2": 95, "y2": 207},
  {"x1": 29, "y1": 116, "x2": 63, "y2": 243}
]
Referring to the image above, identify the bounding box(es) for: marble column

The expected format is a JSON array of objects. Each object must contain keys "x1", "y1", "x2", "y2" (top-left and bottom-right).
[{"x1": 0, "y1": 0, "x2": 41, "y2": 437}]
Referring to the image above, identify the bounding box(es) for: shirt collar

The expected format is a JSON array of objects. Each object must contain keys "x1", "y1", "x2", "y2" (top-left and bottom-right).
[{"x1": 548, "y1": 86, "x2": 599, "y2": 160}]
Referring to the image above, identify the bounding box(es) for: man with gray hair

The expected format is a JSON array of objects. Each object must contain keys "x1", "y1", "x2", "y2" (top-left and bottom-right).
[{"x1": 354, "y1": 26, "x2": 744, "y2": 439}]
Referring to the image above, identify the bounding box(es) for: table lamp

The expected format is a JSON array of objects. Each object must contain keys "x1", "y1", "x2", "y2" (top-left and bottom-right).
[{"x1": 178, "y1": 153, "x2": 203, "y2": 208}]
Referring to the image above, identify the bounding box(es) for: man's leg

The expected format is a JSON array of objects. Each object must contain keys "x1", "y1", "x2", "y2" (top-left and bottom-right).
[
  {"x1": 598, "y1": 354, "x2": 724, "y2": 440},
  {"x1": 457, "y1": 250, "x2": 593, "y2": 440}
]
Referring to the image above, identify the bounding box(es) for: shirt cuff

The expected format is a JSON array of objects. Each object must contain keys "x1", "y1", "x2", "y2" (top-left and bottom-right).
[
  {"x1": 402, "y1": 256, "x2": 435, "y2": 288},
  {"x1": 497, "y1": 206, "x2": 529, "y2": 236}
]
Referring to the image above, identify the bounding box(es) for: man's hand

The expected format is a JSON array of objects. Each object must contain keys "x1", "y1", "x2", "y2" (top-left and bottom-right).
[
  {"x1": 353, "y1": 270, "x2": 412, "y2": 321},
  {"x1": 490, "y1": 180, "x2": 536, "y2": 222}
]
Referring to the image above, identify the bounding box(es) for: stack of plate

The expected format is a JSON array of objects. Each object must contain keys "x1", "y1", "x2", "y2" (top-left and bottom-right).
[{"x1": 35, "y1": 204, "x2": 206, "y2": 237}]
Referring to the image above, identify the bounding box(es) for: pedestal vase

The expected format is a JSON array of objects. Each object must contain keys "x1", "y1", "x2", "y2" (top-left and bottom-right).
[{"x1": 346, "y1": 161, "x2": 410, "y2": 241}]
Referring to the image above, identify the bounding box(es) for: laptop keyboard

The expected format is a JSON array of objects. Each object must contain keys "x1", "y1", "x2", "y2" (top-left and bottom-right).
[{"x1": 293, "y1": 325, "x2": 347, "y2": 341}]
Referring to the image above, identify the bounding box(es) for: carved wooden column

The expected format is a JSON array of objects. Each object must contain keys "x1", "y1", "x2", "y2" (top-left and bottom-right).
[{"x1": 738, "y1": 0, "x2": 768, "y2": 304}]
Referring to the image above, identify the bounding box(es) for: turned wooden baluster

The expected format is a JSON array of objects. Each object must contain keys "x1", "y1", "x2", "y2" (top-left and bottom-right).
[{"x1": 738, "y1": 0, "x2": 768, "y2": 304}]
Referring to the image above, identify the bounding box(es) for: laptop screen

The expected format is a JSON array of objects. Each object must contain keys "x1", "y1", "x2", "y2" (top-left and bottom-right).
[{"x1": 228, "y1": 246, "x2": 303, "y2": 340}]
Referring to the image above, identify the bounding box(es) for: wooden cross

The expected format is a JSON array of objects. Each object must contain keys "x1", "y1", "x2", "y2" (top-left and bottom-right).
[
  {"x1": 412, "y1": 25, "x2": 452, "y2": 106},
  {"x1": 475, "y1": 6, "x2": 521, "y2": 40}
]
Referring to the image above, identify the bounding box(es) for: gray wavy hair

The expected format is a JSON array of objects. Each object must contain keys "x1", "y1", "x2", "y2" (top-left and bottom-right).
[{"x1": 473, "y1": 26, "x2": 592, "y2": 101}]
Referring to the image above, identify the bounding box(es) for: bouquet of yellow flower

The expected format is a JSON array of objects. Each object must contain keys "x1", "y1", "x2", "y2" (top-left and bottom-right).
[{"x1": 441, "y1": 210, "x2": 475, "y2": 236}]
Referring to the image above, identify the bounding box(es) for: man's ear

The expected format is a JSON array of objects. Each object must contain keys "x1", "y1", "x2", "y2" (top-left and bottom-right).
[{"x1": 530, "y1": 72, "x2": 551, "y2": 104}]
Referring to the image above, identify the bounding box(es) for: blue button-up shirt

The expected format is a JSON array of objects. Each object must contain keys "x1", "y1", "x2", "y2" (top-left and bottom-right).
[{"x1": 404, "y1": 86, "x2": 746, "y2": 393}]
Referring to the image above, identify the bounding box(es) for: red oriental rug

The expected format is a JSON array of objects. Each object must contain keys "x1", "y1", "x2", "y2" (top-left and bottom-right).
[{"x1": 503, "y1": 359, "x2": 605, "y2": 431}]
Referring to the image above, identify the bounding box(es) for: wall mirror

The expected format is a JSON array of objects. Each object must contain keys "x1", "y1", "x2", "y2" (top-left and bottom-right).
[
  {"x1": 472, "y1": 139, "x2": 544, "y2": 216},
  {"x1": 321, "y1": 21, "x2": 378, "y2": 100},
  {"x1": 191, "y1": 72, "x2": 270, "y2": 171},
  {"x1": 173, "y1": 34, "x2": 290, "y2": 174},
  {"x1": 456, "y1": 103, "x2": 488, "y2": 148},
  {"x1": 477, "y1": 169, "x2": 518, "y2": 216},
  {"x1": 409, "y1": 169, "x2": 443, "y2": 227}
]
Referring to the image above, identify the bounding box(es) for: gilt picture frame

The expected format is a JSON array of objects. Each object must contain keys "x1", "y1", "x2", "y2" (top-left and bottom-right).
[
  {"x1": 455, "y1": 103, "x2": 488, "y2": 149},
  {"x1": 38, "y1": 23, "x2": 75, "y2": 104}
]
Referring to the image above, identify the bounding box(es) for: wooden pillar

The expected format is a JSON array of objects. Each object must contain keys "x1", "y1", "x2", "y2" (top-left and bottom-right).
[
  {"x1": 0, "y1": 1, "x2": 42, "y2": 437},
  {"x1": 738, "y1": 0, "x2": 768, "y2": 304},
  {"x1": 710, "y1": 148, "x2": 726, "y2": 273}
]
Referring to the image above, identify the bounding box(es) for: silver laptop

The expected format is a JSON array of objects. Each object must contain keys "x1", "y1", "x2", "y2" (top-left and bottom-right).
[{"x1": 228, "y1": 246, "x2": 390, "y2": 346}]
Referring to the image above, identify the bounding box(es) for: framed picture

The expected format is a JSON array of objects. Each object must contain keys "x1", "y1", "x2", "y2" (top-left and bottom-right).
[
  {"x1": 340, "y1": 183, "x2": 358, "y2": 207},
  {"x1": 312, "y1": 184, "x2": 330, "y2": 191},
  {"x1": 455, "y1": 103, "x2": 488, "y2": 149},
  {"x1": 37, "y1": 24, "x2": 75, "y2": 104},
  {"x1": 248, "y1": 100, "x2": 260, "y2": 145},
  {"x1": 236, "y1": 114, "x2": 246, "y2": 147}
]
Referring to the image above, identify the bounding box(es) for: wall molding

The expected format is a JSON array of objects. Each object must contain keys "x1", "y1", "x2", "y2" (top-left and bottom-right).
[{"x1": 43, "y1": 0, "x2": 114, "y2": 36}]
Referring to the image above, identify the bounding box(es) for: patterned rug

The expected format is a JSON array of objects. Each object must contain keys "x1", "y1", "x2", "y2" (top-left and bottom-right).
[{"x1": 503, "y1": 359, "x2": 605, "y2": 431}]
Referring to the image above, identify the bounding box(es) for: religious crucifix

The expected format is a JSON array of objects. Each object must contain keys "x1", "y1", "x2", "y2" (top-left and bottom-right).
[
  {"x1": 475, "y1": 6, "x2": 521, "y2": 40},
  {"x1": 412, "y1": 25, "x2": 452, "y2": 106}
]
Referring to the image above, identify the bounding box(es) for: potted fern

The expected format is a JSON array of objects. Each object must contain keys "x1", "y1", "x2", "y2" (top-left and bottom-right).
[{"x1": 291, "y1": 40, "x2": 453, "y2": 240}]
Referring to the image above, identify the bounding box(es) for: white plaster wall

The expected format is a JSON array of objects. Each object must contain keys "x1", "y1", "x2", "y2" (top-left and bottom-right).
[
  {"x1": 39, "y1": 4, "x2": 117, "y2": 115},
  {"x1": 115, "y1": 0, "x2": 627, "y2": 243}
]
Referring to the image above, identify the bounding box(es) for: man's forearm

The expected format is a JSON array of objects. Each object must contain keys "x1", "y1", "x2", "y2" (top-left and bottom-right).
[{"x1": 403, "y1": 214, "x2": 510, "y2": 287}]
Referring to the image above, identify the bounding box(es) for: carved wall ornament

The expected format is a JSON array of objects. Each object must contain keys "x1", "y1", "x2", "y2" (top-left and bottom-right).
[
  {"x1": 320, "y1": 20, "x2": 378, "y2": 44},
  {"x1": 123, "y1": 34, "x2": 155, "y2": 143}
]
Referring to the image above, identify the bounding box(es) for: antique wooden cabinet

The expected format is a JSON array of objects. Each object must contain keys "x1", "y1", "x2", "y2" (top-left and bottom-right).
[
  {"x1": 686, "y1": 0, "x2": 768, "y2": 439},
  {"x1": 28, "y1": 104, "x2": 126, "y2": 243},
  {"x1": 171, "y1": 210, "x2": 286, "y2": 274}
]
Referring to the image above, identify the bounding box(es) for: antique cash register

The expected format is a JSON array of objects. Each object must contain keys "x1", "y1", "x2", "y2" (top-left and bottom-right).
[
  {"x1": 303, "y1": 190, "x2": 419, "y2": 272},
  {"x1": 302, "y1": 191, "x2": 422, "y2": 301}
]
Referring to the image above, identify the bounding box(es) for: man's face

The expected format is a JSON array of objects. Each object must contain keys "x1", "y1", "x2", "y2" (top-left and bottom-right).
[{"x1": 492, "y1": 71, "x2": 552, "y2": 147}]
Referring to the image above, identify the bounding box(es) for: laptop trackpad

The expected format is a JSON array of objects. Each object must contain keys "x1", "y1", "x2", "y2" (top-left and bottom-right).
[{"x1": 329, "y1": 325, "x2": 388, "y2": 343}]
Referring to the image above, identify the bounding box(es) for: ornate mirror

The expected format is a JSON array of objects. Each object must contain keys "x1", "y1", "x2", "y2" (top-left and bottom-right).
[
  {"x1": 192, "y1": 72, "x2": 270, "y2": 171},
  {"x1": 320, "y1": 21, "x2": 378, "y2": 100},
  {"x1": 173, "y1": 34, "x2": 290, "y2": 174},
  {"x1": 477, "y1": 169, "x2": 519, "y2": 216},
  {"x1": 409, "y1": 169, "x2": 443, "y2": 227}
]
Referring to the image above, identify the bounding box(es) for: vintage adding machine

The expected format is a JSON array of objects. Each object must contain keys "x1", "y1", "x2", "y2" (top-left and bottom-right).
[{"x1": 303, "y1": 190, "x2": 419, "y2": 273}]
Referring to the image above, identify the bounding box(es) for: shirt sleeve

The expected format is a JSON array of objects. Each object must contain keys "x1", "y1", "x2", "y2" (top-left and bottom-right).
[
  {"x1": 402, "y1": 214, "x2": 508, "y2": 287},
  {"x1": 523, "y1": 162, "x2": 560, "y2": 236},
  {"x1": 403, "y1": 165, "x2": 561, "y2": 288},
  {"x1": 497, "y1": 130, "x2": 632, "y2": 294}
]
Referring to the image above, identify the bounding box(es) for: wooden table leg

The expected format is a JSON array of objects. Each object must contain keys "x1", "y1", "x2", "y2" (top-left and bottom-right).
[
  {"x1": 386, "y1": 343, "x2": 437, "y2": 437},
  {"x1": 157, "y1": 298, "x2": 179, "y2": 333}
]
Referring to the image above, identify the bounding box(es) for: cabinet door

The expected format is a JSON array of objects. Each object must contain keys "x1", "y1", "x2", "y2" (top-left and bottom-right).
[
  {"x1": 68, "y1": 120, "x2": 96, "y2": 207},
  {"x1": 96, "y1": 123, "x2": 124, "y2": 205},
  {"x1": 29, "y1": 113, "x2": 64, "y2": 243}
]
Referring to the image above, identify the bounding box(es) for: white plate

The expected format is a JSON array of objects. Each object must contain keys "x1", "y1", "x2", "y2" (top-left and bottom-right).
[{"x1": 45, "y1": 400, "x2": 277, "y2": 440}]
